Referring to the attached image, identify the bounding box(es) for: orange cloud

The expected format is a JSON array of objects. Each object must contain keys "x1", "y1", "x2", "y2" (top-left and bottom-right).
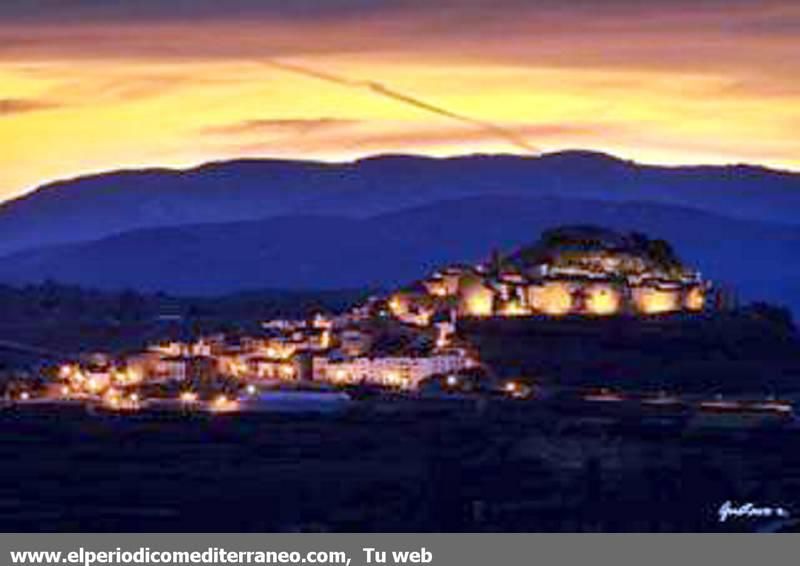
[{"x1": 201, "y1": 118, "x2": 360, "y2": 136}]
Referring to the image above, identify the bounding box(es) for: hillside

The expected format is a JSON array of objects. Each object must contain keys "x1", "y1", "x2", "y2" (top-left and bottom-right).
[
  {"x1": 2, "y1": 151, "x2": 800, "y2": 255},
  {"x1": 459, "y1": 313, "x2": 800, "y2": 395}
]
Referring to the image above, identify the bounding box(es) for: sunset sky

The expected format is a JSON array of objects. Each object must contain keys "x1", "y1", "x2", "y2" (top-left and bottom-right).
[{"x1": 1, "y1": 0, "x2": 799, "y2": 202}]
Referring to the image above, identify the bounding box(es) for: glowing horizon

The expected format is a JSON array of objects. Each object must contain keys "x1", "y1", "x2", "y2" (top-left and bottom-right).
[{"x1": 2, "y1": 1, "x2": 799, "y2": 202}]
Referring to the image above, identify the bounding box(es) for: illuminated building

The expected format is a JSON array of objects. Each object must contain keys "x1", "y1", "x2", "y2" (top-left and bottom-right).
[
  {"x1": 388, "y1": 289, "x2": 435, "y2": 326},
  {"x1": 210, "y1": 394, "x2": 240, "y2": 413},
  {"x1": 246, "y1": 356, "x2": 297, "y2": 380},
  {"x1": 313, "y1": 353, "x2": 476, "y2": 390},
  {"x1": 457, "y1": 275, "x2": 495, "y2": 317},
  {"x1": 584, "y1": 283, "x2": 622, "y2": 316},
  {"x1": 383, "y1": 226, "x2": 711, "y2": 321},
  {"x1": 434, "y1": 317, "x2": 456, "y2": 349},
  {"x1": 160, "y1": 355, "x2": 217, "y2": 382},
  {"x1": 632, "y1": 284, "x2": 681, "y2": 315},
  {"x1": 685, "y1": 285, "x2": 706, "y2": 311},
  {"x1": 528, "y1": 281, "x2": 574, "y2": 316},
  {"x1": 262, "y1": 341, "x2": 296, "y2": 360}
]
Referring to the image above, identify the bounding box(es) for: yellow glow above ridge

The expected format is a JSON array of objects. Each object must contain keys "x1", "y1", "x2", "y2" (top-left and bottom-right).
[{"x1": 2, "y1": 4, "x2": 799, "y2": 201}]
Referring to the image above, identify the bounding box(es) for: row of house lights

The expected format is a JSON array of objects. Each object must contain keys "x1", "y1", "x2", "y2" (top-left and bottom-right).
[{"x1": 51, "y1": 361, "x2": 250, "y2": 414}]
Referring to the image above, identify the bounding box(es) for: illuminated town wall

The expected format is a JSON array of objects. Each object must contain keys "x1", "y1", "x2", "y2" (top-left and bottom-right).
[
  {"x1": 528, "y1": 281, "x2": 575, "y2": 316},
  {"x1": 632, "y1": 286, "x2": 681, "y2": 315},
  {"x1": 584, "y1": 283, "x2": 623, "y2": 316},
  {"x1": 389, "y1": 231, "x2": 711, "y2": 324},
  {"x1": 393, "y1": 275, "x2": 708, "y2": 324}
]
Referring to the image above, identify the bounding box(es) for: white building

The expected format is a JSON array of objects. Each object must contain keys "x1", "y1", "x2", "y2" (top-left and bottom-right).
[{"x1": 313, "y1": 353, "x2": 475, "y2": 390}]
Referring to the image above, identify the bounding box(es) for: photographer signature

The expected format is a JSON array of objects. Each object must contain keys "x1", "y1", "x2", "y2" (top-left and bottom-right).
[{"x1": 718, "y1": 500, "x2": 790, "y2": 522}]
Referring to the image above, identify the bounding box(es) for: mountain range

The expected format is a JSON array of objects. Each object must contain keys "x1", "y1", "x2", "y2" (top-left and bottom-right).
[{"x1": 0, "y1": 151, "x2": 798, "y2": 314}]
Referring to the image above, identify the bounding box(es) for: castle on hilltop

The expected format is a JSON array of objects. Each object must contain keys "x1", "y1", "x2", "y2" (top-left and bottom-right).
[{"x1": 387, "y1": 226, "x2": 711, "y2": 325}]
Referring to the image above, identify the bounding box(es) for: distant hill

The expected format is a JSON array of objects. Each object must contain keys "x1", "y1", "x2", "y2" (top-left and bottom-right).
[
  {"x1": 0, "y1": 195, "x2": 797, "y2": 315},
  {"x1": 1, "y1": 151, "x2": 800, "y2": 255}
]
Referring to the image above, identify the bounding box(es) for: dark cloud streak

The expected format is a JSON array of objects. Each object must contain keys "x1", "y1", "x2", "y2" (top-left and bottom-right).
[
  {"x1": 264, "y1": 59, "x2": 539, "y2": 154},
  {"x1": 0, "y1": 98, "x2": 56, "y2": 115}
]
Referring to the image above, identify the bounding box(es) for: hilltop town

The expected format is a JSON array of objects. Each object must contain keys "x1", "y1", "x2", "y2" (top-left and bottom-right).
[
  {"x1": 388, "y1": 225, "x2": 711, "y2": 323},
  {"x1": 1, "y1": 226, "x2": 797, "y2": 426}
]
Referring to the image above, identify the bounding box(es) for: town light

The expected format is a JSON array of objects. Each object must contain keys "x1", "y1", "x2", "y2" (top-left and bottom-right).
[
  {"x1": 211, "y1": 394, "x2": 239, "y2": 413},
  {"x1": 388, "y1": 297, "x2": 403, "y2": 315},
  {"x1": 435, "y1": 324, "x2": 452, "y2": 349},
  {"x1": 229, "y1": 362, "x2": 244, "y2": 377},
  {"x1": 685, "y1": 286, "x2": 705, "y2": 311},
  {"x1": 180, "y1": 391, "x2": 198, "y2": 403},
  {"x1": 320, "y1": 330, "x2": 331, "y2": 349},
  {"x1": 120, "y1": 368, "x2": 142, "y2": 385},
  {"x1": 464, "y1": 290, "x2": 494, "y2": 317},
  {"x1": 429, "y1": 285, "x2": 447, "y2": 297},
  {"x1": 500, "y1": 301, "x2": 529, "y2": 317}
]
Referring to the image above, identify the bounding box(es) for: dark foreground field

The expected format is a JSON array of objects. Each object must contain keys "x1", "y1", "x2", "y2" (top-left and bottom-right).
[{"x1": 1, "y1": 401, "x2": 798, "y2": 532}]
